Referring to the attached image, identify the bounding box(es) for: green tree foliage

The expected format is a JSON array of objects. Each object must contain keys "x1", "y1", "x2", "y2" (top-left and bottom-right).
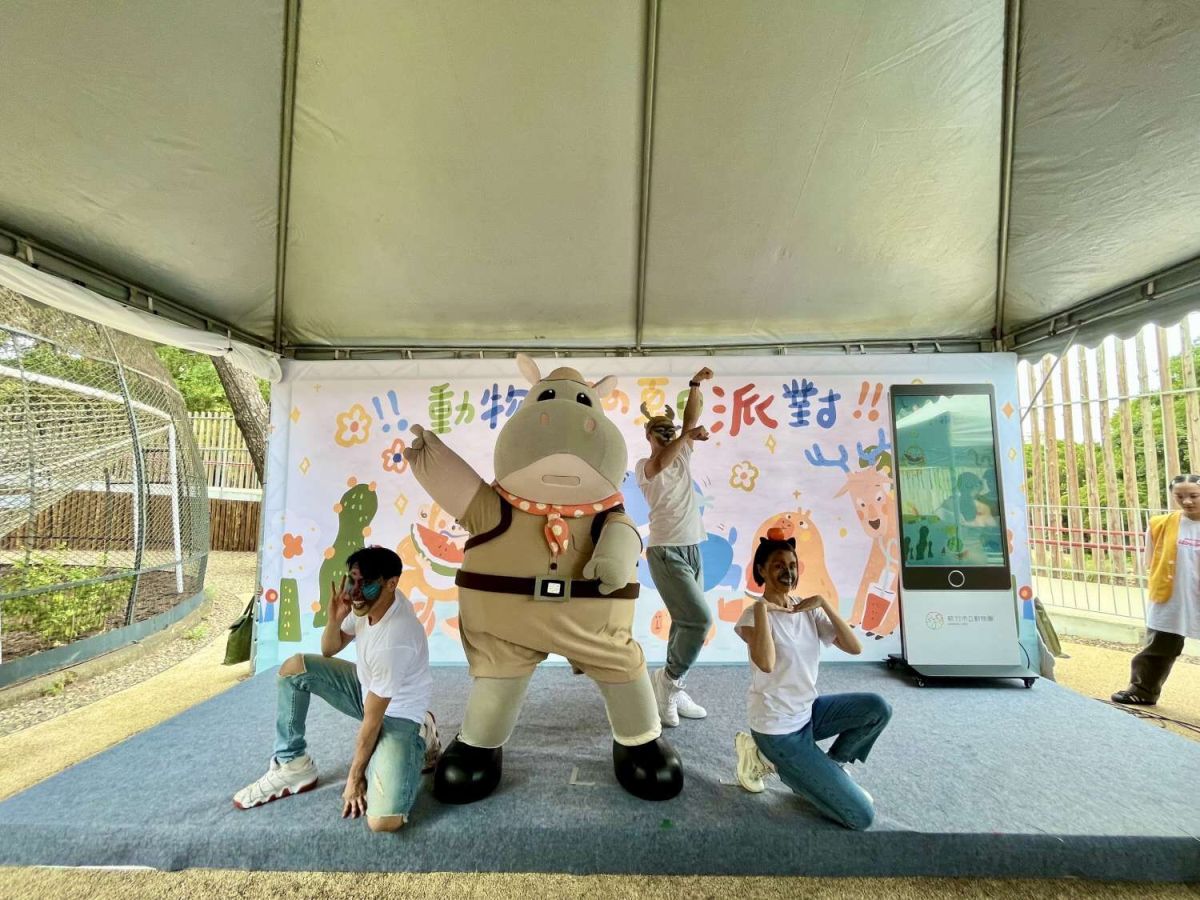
[
  {"x1": 1027, "y1": 341, "x2": 1200, "y2": 520},
  {"x1": 154, "y1": 346, "x2": 270, "y2": 413},
  {"x1": 1121, "y1": 343, "x2": 1200, "y2": 508}
]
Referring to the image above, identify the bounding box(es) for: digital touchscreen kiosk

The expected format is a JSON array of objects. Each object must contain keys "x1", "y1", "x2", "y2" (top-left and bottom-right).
[{"x1": 890, "y1": 384, "x2": 1010, "y2": 590}]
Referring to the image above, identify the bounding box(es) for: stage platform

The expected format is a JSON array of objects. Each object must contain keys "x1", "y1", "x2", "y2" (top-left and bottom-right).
[{"x1": 0, "y1": 664, "x2": 1197, "y2": 881}]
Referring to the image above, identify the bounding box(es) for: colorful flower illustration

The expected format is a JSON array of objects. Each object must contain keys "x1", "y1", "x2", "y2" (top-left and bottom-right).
[
  {"x1": 381, "y1": 438, "x2": 409, "y2": 474},
  {"x1": 282, "y1": 533, "x2": 304, "y2": 559},
  {"x1": 335, "y1": 404, "x2": 372, "y2": 447},
  {"x1": 729, "y1": 461, "x2": 760, "y2": 493}
]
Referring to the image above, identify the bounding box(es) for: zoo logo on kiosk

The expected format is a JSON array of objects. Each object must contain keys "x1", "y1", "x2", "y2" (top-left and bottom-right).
[{"x1": 925, "y1": 611, "x2": 945, "y2": 631}]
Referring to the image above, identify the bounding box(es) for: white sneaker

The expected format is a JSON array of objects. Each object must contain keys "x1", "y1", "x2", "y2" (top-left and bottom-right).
[
  {"x1": 734, "y1": 731, "x2": 774, "y2": 793},
  {"x1": 421, "y1": 711, "x2": 441, "y2": 773},
  {"x1": 839, "y1": 762, "x2": 874, "y2": 805},
  {"x1": 651, "y1": 668, "x2": 680, "y2": 727},
  {"x1": 233, "y1": 755, "x2": 318, "y2": 809},
  {"x1": 675, "y1": 688, "x2": 707, "y2": 719}
]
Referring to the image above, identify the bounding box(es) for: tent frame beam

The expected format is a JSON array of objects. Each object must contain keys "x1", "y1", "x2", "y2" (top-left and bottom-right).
[
  {"x1": 993, "y1": 0, "x2": 1022, "y2": 342},
  {"x1": 633, "y1": 0, "x2": 662, "y2": 351},
  {"x1": 1005, "y1": 252, "x2": 1200, "y2": 356},
  {"x1": 272, "y1": 0, "x2": 301, "y2": 353},
  {"x1": 284, "y1": 337, "x2": 991, "y2": 360},
  {"x1": 0, "y1": 225, "x2": 274, "y2": 352}
]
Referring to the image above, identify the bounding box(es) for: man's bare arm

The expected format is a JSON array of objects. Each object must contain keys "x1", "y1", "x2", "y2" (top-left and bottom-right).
[{"x1": 681, "y1": 366, "x2": 713, "y2": 432}]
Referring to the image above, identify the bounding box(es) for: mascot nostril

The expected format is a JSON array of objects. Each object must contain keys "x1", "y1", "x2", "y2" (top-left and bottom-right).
[{"x1": 404, "y1": 352, "x2": 683, "y2": 804}]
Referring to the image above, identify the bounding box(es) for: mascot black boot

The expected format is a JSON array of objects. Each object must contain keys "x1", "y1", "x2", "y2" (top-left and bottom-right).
[
  {"x1": 613, "y1": 736, "x2": 683, "y2": 801},
  {"x1": 433, "y1": 737, "x2": 503, "y2": 804}
]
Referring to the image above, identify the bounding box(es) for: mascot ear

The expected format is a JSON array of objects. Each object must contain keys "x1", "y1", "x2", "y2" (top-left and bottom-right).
[
  {"x1": 592, "y1": 375, "x2": 618, "y2": 400},
  {"x1": 664, "y1": 405, "x2": 676, "y2": 421},
  {"x1": 516, "y1": 353, "x2": 542, "y2": 386},
  {"x1": 639, "y1": 401, "x2": 654, "y2": 420},
  {"x1": 787, "y1": 537, "x2": 797, "y2": 549}
]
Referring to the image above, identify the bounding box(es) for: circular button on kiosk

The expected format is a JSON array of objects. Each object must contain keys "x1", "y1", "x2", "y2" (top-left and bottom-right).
[{"x1": 947, "y1": 569, "x2": 966, "y2": 588}]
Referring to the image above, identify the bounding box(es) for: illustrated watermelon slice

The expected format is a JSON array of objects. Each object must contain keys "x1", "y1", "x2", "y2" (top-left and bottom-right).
[{"x1": 413, "y1": 524, "x2": 465, "y2": 577}]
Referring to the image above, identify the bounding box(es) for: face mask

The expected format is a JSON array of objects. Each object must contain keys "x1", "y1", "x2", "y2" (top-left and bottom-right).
[{"x1": 360, "y1": 580, "x2": 383, "y2": 601}]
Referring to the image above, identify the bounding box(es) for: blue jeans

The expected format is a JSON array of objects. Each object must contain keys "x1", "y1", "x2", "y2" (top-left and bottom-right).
[
  {"x1": 647, "y1": 544, "x2": 710, "y2": 680},
  {"x1": 275, "y1": 654, "x2": 426, "y2": 818},
  {"x1": 752, "y1": 692, "x2": 892, "y2": 831}
]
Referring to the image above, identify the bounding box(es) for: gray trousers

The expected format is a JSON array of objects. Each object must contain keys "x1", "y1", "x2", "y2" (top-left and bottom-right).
[
  {"x1": 647, "y1": 544, "x2": 711, "y2": 681},
  {"x1": 1128, "y1": 628, "x2": 1186, "y2": 701}
]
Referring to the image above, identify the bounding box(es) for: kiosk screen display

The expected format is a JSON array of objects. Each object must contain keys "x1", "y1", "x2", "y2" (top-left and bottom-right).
[{"x1": 893, "y1": 389, "x2": 1006, "y2": 570}]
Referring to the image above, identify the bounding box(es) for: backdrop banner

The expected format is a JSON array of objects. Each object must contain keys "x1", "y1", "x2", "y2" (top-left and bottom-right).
[{"x1": 256, "y1": 355, "x2": 1037, "y2": 671}]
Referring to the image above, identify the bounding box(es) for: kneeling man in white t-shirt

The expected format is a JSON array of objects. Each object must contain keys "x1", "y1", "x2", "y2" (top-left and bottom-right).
[{"x1": 234, "y1": 547, "x2": 438, "y2": 832}]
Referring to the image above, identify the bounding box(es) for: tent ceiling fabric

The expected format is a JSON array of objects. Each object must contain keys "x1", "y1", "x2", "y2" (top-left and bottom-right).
[
  {"x1": 0, "y1": 0, "x2": 1197, "y2": 354},
  {"x1": 643, "y1": 0, "x2": 1002, "y2": 345},
  {"x1": 284, "y1": 0, "x2": 644, "y2": 347},
  {"x1": 0, "y1": 0, "x2": 283, "y2": 338},
  {"x1": 1005, "y1": 0, "x2": 1200, "y2": 332}
]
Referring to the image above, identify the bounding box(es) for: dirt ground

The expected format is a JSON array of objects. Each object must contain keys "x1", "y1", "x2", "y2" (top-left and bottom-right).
[{"x1": 1051, "y1": 636, "x2": 1200, "y2": 742}]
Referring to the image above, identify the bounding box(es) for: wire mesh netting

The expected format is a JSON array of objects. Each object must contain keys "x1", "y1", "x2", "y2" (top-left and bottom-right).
[{"x1": 0, "y1": 287, "x2": 209, "y2": 663}]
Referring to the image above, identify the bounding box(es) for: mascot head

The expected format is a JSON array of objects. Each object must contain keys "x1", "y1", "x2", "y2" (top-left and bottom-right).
[{"x1": 493, "y1": 354, "x2": 627, "y2": 505}]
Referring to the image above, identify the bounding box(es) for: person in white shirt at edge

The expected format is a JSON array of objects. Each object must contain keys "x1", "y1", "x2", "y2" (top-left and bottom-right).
[
  {"x1": 233, "y1": 547, "x2": 439, "y2": 832},
  {"x1": 1112, "y1": 473, "x2": 1200, "y2": 706},
  {"x1": 636, "y1": 366, "x2": 715, "y2": 727},
  {"x1": 733, "y1": 531, "x2": 892, "y2": 830}
]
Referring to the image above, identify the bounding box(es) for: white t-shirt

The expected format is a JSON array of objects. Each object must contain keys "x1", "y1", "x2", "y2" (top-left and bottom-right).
[
  {"x1": 735, "y1": 603, "x2": 836, "y2": 734},
  {"x1": 1144, "y1": 518, "x2": 1200, "y2": 639},
  {"x1": 635, "y1": 442, "x2": 706, "y2": 547},
  {"x1": 340, "y1": 591, "x2": 432, "y2": 724}
]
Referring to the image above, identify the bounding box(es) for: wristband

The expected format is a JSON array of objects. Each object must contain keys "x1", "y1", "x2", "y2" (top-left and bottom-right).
[{"x1": 688, "y1": 380, "x2": 700, "y2": 388}]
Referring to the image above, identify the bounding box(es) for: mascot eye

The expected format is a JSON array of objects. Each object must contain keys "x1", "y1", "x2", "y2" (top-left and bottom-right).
[
  {"x1": 576, "y1": 392, "x2": 592, "y2": 407},
  {"x1": 537, "y1": 389, "x2": 556, "y2": 401}
]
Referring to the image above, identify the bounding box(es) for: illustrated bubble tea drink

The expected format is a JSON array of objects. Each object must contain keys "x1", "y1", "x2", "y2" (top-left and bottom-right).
[{"x1": 862, "y1": 569, "x2": 896, "y2": 633}]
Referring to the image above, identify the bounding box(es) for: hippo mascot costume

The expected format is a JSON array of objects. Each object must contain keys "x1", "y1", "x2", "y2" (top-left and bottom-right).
[{"x1": 403, "y1": 354, "x2": 682, "y2": 803}]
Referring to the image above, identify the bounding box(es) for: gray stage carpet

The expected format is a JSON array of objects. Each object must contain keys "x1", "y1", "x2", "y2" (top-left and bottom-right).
[{"x1": 0, "y1": 663, "x2": 1197, "y2": 880}]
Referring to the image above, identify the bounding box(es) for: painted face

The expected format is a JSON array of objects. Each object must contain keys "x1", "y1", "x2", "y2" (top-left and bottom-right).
[
  {"x1": 648, "y1": 422, "x2": 678, "y2": 444},
  {"x1": 761, "y1": 549, "x2": 799, "y2": 592},
  {"x1": 347, "y1": 563, "x2": 386, "y2": 617},
  {"x1": 1172, "y1": 482, "x2": 1200, "y2": 518}
]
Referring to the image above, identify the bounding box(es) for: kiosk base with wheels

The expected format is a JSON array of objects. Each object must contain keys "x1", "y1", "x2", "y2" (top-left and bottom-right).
[{"x1": 886, "y1": 654, "x2": 1038, "y2": 689}]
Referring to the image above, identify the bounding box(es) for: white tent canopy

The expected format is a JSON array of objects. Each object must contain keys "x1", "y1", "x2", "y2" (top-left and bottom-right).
[{"x1": 1, "y1": 0, "x2": 1197, "y2": 360}]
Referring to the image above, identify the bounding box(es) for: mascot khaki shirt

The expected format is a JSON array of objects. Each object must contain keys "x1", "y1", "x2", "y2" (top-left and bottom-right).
[{"x1": 454, "y1": 484, "x2": 644, "y2": 683}]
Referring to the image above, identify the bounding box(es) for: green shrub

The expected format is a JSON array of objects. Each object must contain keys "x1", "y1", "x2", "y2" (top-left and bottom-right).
[{"x1": 0, "y1": 552, "x2": 132, "y2": 646}]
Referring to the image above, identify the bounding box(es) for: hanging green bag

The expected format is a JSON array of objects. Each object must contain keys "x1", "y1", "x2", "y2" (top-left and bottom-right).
[{"x1": 223, "y1": 595, "x2": 256, "y2": 666}]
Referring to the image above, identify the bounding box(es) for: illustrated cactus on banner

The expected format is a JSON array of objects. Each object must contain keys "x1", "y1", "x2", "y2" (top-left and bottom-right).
[
  {"x1": 277, "y1": 579, "x2": 301, "y2": 643},
  {"x1": 312, "y1": 478, "x2": 379, "y2": 627}
]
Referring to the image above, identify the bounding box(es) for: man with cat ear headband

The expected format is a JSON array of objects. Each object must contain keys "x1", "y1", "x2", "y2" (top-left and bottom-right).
[{"x1": 635, "y1": 366, "x2": 715, "y2": 728}]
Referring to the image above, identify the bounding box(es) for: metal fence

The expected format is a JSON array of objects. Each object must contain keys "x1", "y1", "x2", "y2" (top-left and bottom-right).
[
  {"x1": 190, "y1": 412, "x2": 261, "y2": 497},
  {"x1": 0, "y1": 287, "x2": 209, "y2": 669},
  {"x1": 1020, "y1": 317, "x2": 1200, "y2": 622}
]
